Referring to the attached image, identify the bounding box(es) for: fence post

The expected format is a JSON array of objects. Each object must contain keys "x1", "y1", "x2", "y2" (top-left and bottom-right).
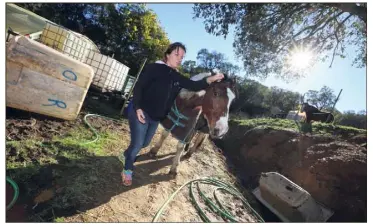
[
  {"x1": 328, "y1": 89, "x2": 343, "y2": 124},
  {"x1": 119, "y1": 58, "x2": 147, "y2": 115}
]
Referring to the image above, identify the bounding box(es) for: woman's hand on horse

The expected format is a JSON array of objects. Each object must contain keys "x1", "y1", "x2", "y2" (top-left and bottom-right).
[
  {"x1": 136, "y1": 109, "x2": 146, "y2": 124},
  {"x1": 207, "y1": 73, "x2": 224, "y2": 84}
]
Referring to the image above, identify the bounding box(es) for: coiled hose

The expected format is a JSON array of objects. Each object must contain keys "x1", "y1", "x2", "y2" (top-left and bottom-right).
[
  {"x1": 6, "y1": 176, "x2": 19, "y2": 210},
  {"x1": 152, "y1": 177, "x2": 264, "y2": 222},
  {"x1": 83, "y1": 113, "x2": 122, "y2": 144}
]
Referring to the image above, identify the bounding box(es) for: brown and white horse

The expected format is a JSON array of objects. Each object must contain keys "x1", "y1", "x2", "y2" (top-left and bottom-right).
[{"x1": 149, "y1": 72, "x2": 237, "y2": 176}]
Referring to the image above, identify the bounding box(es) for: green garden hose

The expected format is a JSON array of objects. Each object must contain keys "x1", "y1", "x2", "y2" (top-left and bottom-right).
[
  {"x1": 6, "y1": 176, "x2": 19, "y2": 210},
  {"x1": 152, "y1": 177, "x2": 264, "y2": 222},
  {"x1": 83, "y1": 113, "x2": 122, "y2": 144}
]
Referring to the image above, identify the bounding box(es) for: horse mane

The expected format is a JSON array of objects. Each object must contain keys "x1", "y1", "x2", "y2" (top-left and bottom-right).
[
  {"x1": 179, "y1": 73, "x2": 211, "y2": 99},
  {"x1": 304, "y1": 103, "x2": 321, "y2": 113},
  {"x1": 178, "y1": 72, "x2": 234, "y2": 100}
]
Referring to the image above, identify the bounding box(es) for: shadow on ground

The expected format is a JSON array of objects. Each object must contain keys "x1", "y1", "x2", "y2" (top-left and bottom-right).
[{"x1": 6, "y1": 143, "x2": 176, "y2": 222}]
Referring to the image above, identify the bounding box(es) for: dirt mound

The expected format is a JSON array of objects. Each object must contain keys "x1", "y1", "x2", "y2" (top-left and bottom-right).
[
  {"x1": 216, "y1": 126, "x2": 367, "y2": 222},
  {"x1": 350, "y1": 134, "x2": 367, "y2": 147}
]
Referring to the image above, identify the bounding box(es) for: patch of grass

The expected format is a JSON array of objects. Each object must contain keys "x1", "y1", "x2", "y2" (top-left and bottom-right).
[
  {"x1": 6, "y1": 120, "x2": 128, "y2": 222},
  {"x1": 231, "y1": 118, "x2": 366, "y2": 137},
  {"x1": 6, "y1": 139, "x2": 57, "y2": 169},
  {"x1": 6, "y1": 121, "x2": 124, "y2": 171},
  {"x1": 232, "y1": 118, "x2": 298, "y2": 131},
  {"x1": 6, "y1": 121, "x2": 125, "y2": 190},
  {"x1": 53, "y1": 125, "x2": 124, "y2": 156},
  {"x1": 54, "y1": 217, "x2": 65, "y2": 222}
]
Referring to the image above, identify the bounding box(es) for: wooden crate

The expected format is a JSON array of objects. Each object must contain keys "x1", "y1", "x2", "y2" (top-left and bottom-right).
[{"x1": 6, "y1": 36, "x2": 95, "y2": 120}]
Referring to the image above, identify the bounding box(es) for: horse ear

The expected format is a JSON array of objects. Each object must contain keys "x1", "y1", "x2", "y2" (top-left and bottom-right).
[{"x1": 211, "y1": 68, "x2": 220, "y2": 75}]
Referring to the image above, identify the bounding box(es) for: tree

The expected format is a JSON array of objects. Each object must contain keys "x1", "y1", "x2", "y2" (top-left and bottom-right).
[
  {"x1": 179, "y1": 60, "x2": 207, "y2": 77},
  {"x1": 197, "y1": 48, "x2": 225, "y2": 71},
  {"x1": 181, "y1": 60, "x2": 197, "y2": 74},
  {"x1": 193, "y1": 3, "x2": 366, "y2": 80},
  {"x1": 357, "y1": 110, "x2": 366, "y2": 115},
  {"x1": 230, "y1": 77, "x2": 270, "y2": 114},
  {"x1": 336, "y1": 110, "x2": 367, "y2": 129},
  {"x1": 195, "y1": 48, "x2": 240, "y2": 75},
  {"x1": 262, "y1": 86, "x2": 301, "y2": 112},
  {"x1": 220, "y1": 62, "x2": 241, "y2": 76},
  {"x1": 305, "y1": 85, "x2": 336, "y2": 110},
  {"x1": 264, "y1": 87, "x2": 284, "y2": 110}
]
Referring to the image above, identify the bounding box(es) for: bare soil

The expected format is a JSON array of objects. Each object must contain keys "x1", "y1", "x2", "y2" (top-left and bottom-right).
[
  {"x1": 6, "y1": 94, "x2": 367, "y2": 222},
  {"x1": 5, "y1": 95, "x2": 263, "y2": 222},
  {"x1": 215, "y1": 125, "x2": 367, "y2": 222}
]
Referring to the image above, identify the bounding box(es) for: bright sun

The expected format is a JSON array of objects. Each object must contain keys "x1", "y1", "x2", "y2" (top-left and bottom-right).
[{"x1": 287, "y1": 47, "x2": 314, "y2": 70}]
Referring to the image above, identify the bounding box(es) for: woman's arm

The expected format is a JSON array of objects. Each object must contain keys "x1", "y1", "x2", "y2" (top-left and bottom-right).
[{"x1": 172, "y1": 71, "x2": 224, "y2": 91}]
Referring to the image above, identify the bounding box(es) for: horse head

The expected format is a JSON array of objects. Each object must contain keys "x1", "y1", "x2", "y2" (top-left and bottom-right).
[
  {"x1": 300, "y1": 102, "x2": 309, "y2": 113},
  {"x1": 300, "y1": 102, "x2": 320, "y2": 114},
  {"x1": 176, "y1": 71, "x2": 237, "y2": 139},
  {"x1": 201, "y1": 74, "x2": 237, "y2": 139}
]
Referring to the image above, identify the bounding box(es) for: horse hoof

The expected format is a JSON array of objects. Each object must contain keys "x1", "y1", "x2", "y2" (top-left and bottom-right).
[
  {"x1": 183, "y1": 153, "x2": 192, "y2": 160},
  {"x1": 148, "y1": 151, "x2": 157, "y2": 158},
  {"x1": 168, "y1": 170, "x2": 177, "y2": 177}
]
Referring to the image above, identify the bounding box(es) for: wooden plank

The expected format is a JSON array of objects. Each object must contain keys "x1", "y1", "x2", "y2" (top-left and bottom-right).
[
  {"x1": 6, "y1": 61, "x2": 88, "y2": 120},
  {"x1": 7, "y1": 87, "x2": 84, "y2": 120},
  {"x1": 6, "y1": 61, "x2": 22, "y2": 85}
]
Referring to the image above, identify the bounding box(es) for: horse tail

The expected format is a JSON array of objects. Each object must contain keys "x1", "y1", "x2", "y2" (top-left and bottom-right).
[{"x1": 326, "y1": 113, "x2": 334, "y2": 123}]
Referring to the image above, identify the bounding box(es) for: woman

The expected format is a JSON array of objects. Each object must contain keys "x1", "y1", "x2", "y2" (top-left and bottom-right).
[{"x1": 122, "y1": 42, "x2": 224, "y2": 186}]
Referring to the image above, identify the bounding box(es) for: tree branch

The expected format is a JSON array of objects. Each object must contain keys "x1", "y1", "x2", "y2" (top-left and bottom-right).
[
  {"x1": 292, "y1": 10, "x2": 331, "y2": 38},
  {"x1": 329, "y1": 13, "x2": 353, "y2": 67},
  {"x1": 326, "y1": 3, "x2": 366, "y2": 23},
  {"x1": 329, "y1": 40, "x2": 339, "y2": 68},
  {"x1": 309, "y1": 11, "x2": 344, "y2": 36}
]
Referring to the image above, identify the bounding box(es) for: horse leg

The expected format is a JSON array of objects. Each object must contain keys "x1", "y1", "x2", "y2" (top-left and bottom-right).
[
  {"x1": 181, "y1": 132, "x2": 197, "y2": 158},
  {"x1": 184, "y1": 132, "x2": 206, "y2": 159},
  {"x1": 169, "y1": 142, "x2": 185, "y2": 176},
  {"x1": 305, "y1": 113, "x2": 312, "y2": 123},
  {"x1": 329, "y1": 114, "x2": 334, "y2": 123},
  {"x1": 149, "y1": 129, "x2": 169, "y2": 158}
]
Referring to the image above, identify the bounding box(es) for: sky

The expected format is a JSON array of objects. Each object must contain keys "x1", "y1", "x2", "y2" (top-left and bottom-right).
[{"x1": 147, "y1": 3, "x2": 367, "y2": 113}]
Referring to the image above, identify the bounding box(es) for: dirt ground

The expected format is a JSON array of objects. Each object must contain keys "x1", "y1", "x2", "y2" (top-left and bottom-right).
[
  {"x1": 216, "y1": 125, "x2": 367, "y2": 222},
  {"x1": 5, "y1": 95, "x2": 264, "y2": 222},
  {"x1": 6, "y1": 94, "x2": 367, "y2": 222}
]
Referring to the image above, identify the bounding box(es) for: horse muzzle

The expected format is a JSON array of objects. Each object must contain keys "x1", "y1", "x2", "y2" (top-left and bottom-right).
[{"x1": 210, "y1": 128, "x2": 228, "y2": 139}]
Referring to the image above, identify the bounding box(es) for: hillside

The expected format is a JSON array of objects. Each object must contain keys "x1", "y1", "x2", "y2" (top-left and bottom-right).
[
  {"x1": 6, "y1": 94, "x2": 367, "y2": 222},
  {"x1": 214, "y1": 118, "x2": 367, "y2": 222}
]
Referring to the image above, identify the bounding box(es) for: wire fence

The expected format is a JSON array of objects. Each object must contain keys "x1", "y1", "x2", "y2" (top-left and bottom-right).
[
  {"x1": 84, "y1": 50, "x2": 130, "y2": 92},
  {"x1": 39, "y1": 21, "x2": 98, "y2": 62}
]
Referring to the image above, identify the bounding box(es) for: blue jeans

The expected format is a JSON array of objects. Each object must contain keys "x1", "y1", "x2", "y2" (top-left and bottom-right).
[{"x1": 124, "y1": 103, "x2": 159, "y2": 171}]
